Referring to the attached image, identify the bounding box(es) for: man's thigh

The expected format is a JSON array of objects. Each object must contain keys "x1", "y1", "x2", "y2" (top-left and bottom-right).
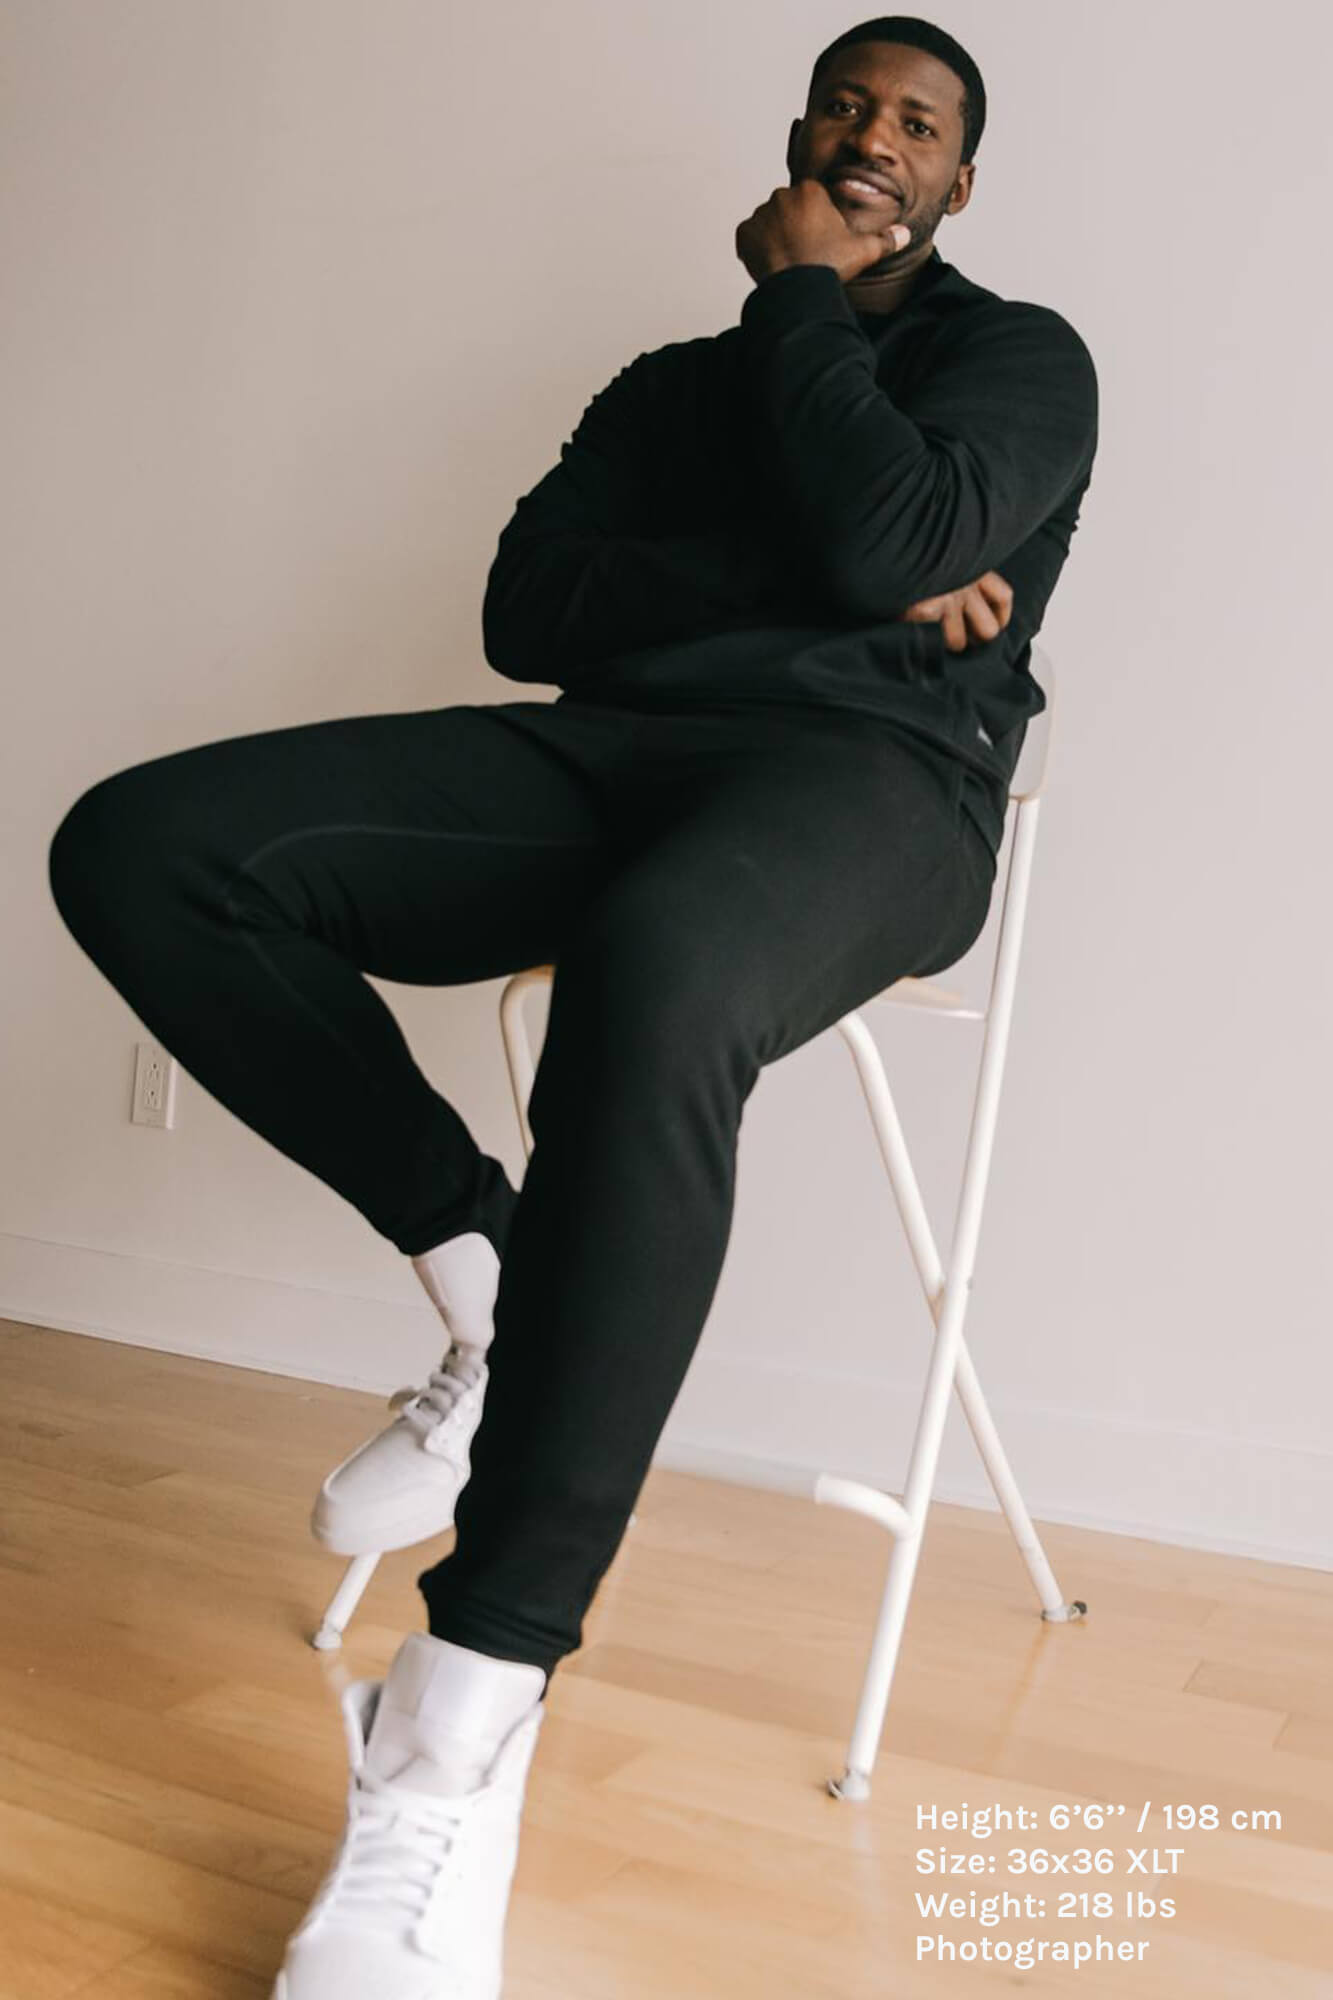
[
  {"x1": 550, "y1": 708, "x2": 995, "y2": 1068},
  {"x1": 51, "y1": 699, "x2": 641, "y2": 986}
]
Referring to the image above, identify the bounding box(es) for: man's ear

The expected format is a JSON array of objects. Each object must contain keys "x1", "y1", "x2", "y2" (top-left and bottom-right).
[
  {"x1": 947, "y1": 163, "x2": 975, "y2": 217},
  {"x1": 785, "y1": 117, "x2": 802, "y2": 180}
]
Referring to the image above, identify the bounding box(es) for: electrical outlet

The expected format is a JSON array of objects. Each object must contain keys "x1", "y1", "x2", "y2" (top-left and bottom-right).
[{"x1": 131, "y1": 1040, "x2": 178, "y2": 1128}]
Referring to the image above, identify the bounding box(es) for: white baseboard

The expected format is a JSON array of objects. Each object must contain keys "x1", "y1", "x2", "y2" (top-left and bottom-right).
[
  {"x1": 0, "y1": 1228, "x2": 433, "y2": 1394},
  {"x1": 4, "y1": 1230, "x2": 1330, "y2": 1574}
]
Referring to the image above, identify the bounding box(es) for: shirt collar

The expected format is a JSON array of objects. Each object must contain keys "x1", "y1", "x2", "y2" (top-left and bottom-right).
[{"x1": 852, "y1": 243, "x2": 951, "y2": 327}]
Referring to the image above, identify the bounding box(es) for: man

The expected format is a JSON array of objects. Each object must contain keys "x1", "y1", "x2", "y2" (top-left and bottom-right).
[
  {"x1": 478, "y1": 15, "x2": 1096, "y2": 862},
  {"x1": 48, "y1": 17, "x2": 1096, "y2": 1997}
]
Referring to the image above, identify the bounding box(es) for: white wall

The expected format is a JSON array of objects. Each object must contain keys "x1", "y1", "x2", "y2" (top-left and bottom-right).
[{"x1": 4, "y1": 0, "x2": 1330, "y2": 1569}]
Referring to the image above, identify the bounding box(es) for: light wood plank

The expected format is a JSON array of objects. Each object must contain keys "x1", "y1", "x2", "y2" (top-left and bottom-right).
[{"x1": 2, "y1": 1319, "x2": 1330, "y2": 1997}]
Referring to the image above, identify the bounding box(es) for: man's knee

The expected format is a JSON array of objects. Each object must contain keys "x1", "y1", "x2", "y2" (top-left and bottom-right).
[{"x1": 48, "y1": 763, "x2": 181, "y2": 935}]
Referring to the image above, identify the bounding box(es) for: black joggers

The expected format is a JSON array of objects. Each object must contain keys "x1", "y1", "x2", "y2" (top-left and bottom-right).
[{"x1": 47, "y1": 690, "x2": 999, "y2": 1678}]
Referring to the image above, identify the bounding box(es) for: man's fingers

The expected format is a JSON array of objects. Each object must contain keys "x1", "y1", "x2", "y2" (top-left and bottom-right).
[
  {"x1": 975, "y1": 571, "x2": 1014, "y2": 625},
  {"x1": 903, "y1": 575, "x2": 1011, "y2": 650},
  {"x1": 941, "y1": 601, "x2": 968, "y2": 652},
  {"x1": 962, "y1": 589, "x2": 1003, "y2": 644}
]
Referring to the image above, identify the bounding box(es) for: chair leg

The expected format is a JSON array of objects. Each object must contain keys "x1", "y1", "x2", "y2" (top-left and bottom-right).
[
  {"x1": 820, "y1": 965, "x2": 1085, "y2": 1797},
  {"x1": 951, "y1": 1338, "x2": 1087, "y2": 1625},
  {"x1": 818, "y1": 1311, "x2": 1085, "y2": 1799},
  {"x1": 310, "y1": 1551, "x2": 382, "y2": 1650},
  {"x1": 819, "y1": 1257, "x2": 973, "y2": 1800},
  {"x1": 832, "y1": 1012, "x2": 1082, "y2": 1604}
]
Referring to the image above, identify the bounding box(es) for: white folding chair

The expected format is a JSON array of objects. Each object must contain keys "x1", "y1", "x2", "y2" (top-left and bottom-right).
[
  {"x1": 312, "y1": 646, "x2": 1086, "y2": 1784},
  {"x1": 806, "y1": 644, "x2": 1086, "y2": 1799}
]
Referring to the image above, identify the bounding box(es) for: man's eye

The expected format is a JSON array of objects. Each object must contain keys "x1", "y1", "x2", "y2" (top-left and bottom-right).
[{"x1": 827, "y1": 99, "x2": 935, "y2": 137}]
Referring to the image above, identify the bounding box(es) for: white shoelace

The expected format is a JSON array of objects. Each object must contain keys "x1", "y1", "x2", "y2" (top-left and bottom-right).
[
  {"x1": 390, "y1": 1347, "x2": 487, "y2": 1446},
  {"x1": 312, "y1": 1772, "x2": 475, "y2": 1933}
]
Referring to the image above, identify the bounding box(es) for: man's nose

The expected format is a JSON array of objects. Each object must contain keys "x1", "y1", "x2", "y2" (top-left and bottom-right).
[{"x1": 848, "y1": 116, "x2": 905, "y2": 162}]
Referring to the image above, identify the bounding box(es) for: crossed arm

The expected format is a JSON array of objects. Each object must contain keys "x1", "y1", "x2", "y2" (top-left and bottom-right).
[{"x1": 482, "y1": 271, "x2": 1096, "y2": 685}]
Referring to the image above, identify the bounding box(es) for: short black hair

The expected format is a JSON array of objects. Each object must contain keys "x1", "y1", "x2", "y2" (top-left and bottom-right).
[{"x1": 809, "y1": 16, "x2": 987, "y2": 165}]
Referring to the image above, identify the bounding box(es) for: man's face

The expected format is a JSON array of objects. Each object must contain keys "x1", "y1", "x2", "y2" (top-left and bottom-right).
[{"x1": 787, "y1": 41, "x2": 974, "y2": 268}]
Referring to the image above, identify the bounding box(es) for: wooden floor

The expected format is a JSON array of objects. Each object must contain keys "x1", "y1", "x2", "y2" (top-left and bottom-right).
[{"x1": 0, "y1": 1319, "x2": 1331, "y2": 1998}]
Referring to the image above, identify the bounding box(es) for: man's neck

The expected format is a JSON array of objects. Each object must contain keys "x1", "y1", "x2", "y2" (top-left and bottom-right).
[{"x1": 844, "y1": 244, "x2": 938, "y2": 317}]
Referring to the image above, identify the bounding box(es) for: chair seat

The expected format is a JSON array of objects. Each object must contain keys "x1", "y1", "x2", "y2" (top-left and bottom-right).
[
  {"x1": 520, "y1": 964, "x2": 983, "y2": 1020},
  {"x1": 874, "y1": 975, "x2": 984, "y2": 1020}
]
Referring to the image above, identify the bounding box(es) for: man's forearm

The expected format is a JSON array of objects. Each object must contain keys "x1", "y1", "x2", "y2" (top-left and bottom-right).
[
  {"x1": 737, "y1": 265, "x2": 1098, "y2": 621},
  {"x1": 483, "y1": 521, "x2": 809, "y2": 684}
]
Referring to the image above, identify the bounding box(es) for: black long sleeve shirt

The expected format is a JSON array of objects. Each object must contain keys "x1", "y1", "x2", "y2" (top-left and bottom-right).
[{"x1": 481, "y1": 247, "x2": 1099, "y2": 857}]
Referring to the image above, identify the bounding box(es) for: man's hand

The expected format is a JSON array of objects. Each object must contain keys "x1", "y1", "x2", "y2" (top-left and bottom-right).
[
  {"x1": 901, "y1": 571, "x2": 1013, "y2": 652},
  {"x1": 736, "y1": 180, "x2": 910, "y2": 285}
]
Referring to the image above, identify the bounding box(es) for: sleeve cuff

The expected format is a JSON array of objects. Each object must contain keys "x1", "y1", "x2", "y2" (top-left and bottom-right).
[{"x1": 739, "y1": 262, "x2": 862, "y2": 340}]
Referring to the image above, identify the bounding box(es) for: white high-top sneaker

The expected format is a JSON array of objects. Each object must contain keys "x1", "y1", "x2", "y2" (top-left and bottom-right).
[
  {"x1": 272, "y1": 1632, "x2": 547, "y2": 2000},
  {"x1": 312, "y1": 1233, "x2": 500, "y2": 1556}
]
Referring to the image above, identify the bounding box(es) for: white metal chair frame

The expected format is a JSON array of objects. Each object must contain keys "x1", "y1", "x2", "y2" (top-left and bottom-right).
[{"x1": 312, "y1": 643, "x2": 1085, "y2": 1803}]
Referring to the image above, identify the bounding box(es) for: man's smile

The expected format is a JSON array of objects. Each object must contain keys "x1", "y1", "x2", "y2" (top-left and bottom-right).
[{"x1": 830, "y1": 175, "x2": 903, "y2": 205}]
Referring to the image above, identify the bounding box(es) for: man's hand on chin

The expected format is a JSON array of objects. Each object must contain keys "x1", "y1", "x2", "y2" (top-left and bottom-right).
[
  {"x1": 736, "y1": 179, "x2": 910, "y2": 283},
  {"x1": 732, "y1": 185, "x2": 1011, "y2": 655}
]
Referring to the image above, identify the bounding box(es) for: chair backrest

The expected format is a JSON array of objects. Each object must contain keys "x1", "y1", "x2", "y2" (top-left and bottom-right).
[{"x1": 1008, "y1": 643, "x2": 1056, "y2": 801}]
